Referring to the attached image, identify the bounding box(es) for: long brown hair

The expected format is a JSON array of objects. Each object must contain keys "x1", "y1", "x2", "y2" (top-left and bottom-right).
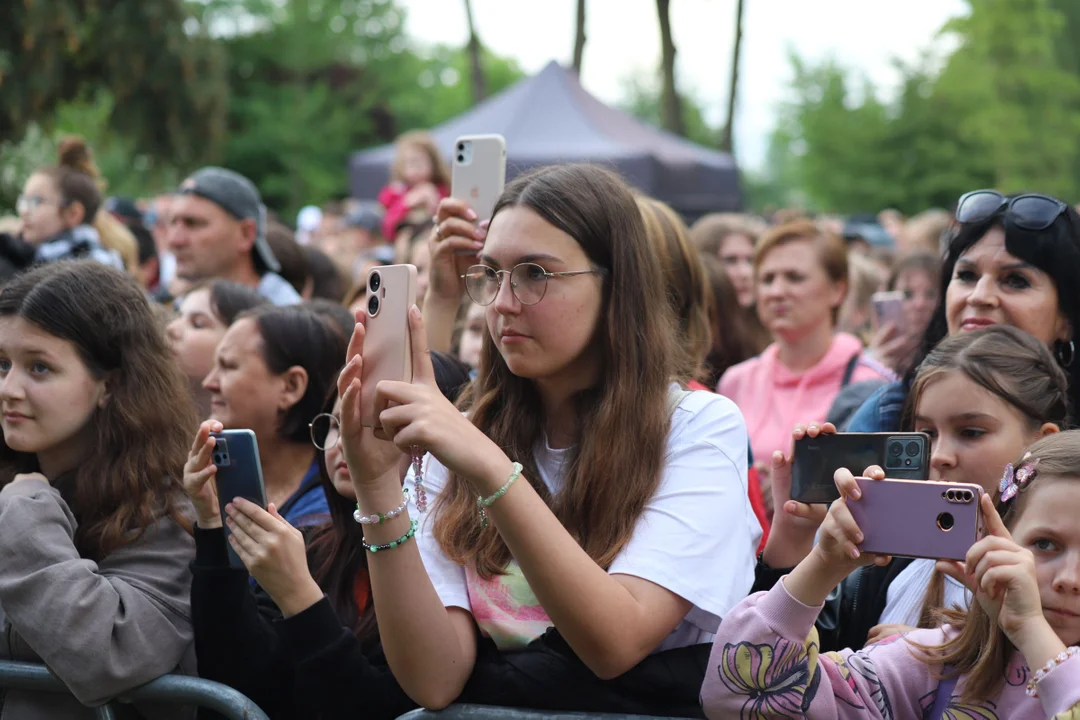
[
  {"x1": 912, "y1": 431, "x2": 1080, "y2": 702},
  {"x1": 636, "y1": 195, "x2": 711, "y2": 383},
  {"x1": 900, "y1": 326, "x2": 1068, "y2": 670},
  {"x1": 432, "y1": 164, "x2": 677, "y2": 577},
  {"x1": 0, "y1": 262, "x2": 196, "y2": 561}
]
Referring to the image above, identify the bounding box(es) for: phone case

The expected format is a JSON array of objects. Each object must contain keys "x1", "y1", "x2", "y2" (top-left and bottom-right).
[
  {"x1": 210, "y1": 429, "x2": 267, "y2": 569},
  {"x1": 451, "y1": 134, "x2": 507, "y2": 221},
  {"x1": 361, "y1": 264, "x2": 417, "y2": 427},
  {"x1": 872, "y1": 291, "x2": 905, "y2": 328},
  {"x1": 848, "y1": 478, "x2": 984, "y2": 561},
  {"x1": 792, "y1": 432, "x2": 930, "y2": 504}
]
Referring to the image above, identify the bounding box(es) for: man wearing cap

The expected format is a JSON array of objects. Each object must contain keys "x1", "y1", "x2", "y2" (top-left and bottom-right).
[{"x1": 167, "y1": 168, "x2": 301, "y2": 306}]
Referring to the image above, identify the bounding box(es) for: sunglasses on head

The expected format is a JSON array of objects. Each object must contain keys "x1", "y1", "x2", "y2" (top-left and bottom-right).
[{"x1": 955, "y1": 190, "x2": 1069, "y2": 232}]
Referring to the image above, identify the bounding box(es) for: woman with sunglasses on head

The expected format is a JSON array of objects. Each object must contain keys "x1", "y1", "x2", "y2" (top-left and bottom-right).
[
  {"x1": 846, "y1": 191, "x2": 1080, "y2": 435},
  {"x1": 339, "y1": 165, "x2": 760, "y2": 714},
  {"x1": 186, "y1": 354, "x2": 469, "y2": 720}
]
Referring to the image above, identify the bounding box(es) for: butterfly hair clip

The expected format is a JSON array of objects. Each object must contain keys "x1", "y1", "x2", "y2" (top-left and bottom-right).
[{"x1": 999, "y1": 455, "x2": 1040, "y2": 503}]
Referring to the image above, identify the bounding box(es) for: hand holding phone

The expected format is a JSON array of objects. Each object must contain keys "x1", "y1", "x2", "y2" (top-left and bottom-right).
[
  {"x1": 360, "y1": 264, "x2": 417, "y2": 427},
  {"x1": 871, "y1": 290, "x2": 905, "y2": 330},
  {"x1": 848, "y1": 478, "x2": 984, "y2": 561},
  {"x1": 210, "y1": 429, "x2": 268, "y2": 569},
  {"x1": 792, "y1": 432, "x2": 930, "y2": 504}
]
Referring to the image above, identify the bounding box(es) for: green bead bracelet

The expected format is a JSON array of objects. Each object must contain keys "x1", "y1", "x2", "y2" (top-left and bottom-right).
[
  {"x1": 362, "y1": 519, "x2": 418, "y2": 553},
  {"x1": 477, "y1": 462, "x2": 523, "y2": 528}
]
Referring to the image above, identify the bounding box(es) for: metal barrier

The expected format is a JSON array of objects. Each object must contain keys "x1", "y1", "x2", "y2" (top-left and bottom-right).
[
  {"x1": 397, "y1": 706, "x2": 685, "y2": 720},
  {"x1": 0, "y1": 660, "x2": 269, "y2": 720}
]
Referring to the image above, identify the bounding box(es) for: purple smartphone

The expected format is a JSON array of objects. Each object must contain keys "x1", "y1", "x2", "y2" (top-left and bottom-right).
[{"x1": 847, "y1": 478, "x2": 984, "y2": 561}]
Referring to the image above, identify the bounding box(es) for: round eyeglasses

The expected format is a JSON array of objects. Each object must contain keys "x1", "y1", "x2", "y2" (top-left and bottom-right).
[
  {"x1": 309, "y1": 413, "x2": 340, "y2": 451},
  {"x1": 461, "y1": 263, "x2": 605, "y2": 306}
]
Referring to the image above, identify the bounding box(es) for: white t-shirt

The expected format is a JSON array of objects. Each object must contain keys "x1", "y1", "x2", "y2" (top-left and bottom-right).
[
  {"x1": 406, "y1": 387, "x2": 762, "y2": 652},
  {"x1": 878, "y1": 557, "x2": 973, "y2": 627}
]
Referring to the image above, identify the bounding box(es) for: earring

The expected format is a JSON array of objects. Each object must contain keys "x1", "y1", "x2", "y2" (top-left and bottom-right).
[{"x1": 1057, "y1": 340, "x2": 1075, "y2": 368}]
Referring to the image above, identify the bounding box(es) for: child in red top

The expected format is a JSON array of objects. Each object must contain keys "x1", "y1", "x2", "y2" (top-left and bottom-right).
[{"x1": 377, "y1": 131, "x2": 451, "y2": 242}]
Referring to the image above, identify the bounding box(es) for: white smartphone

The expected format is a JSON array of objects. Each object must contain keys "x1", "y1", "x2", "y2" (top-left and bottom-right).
[
  {"x1": 451, "y1": 134, "x2": 507, "y2": 223},
  {"x1": 872, "y1": 290, "x2": 905, "y2": 329},
  {"x1": 361, "y1": 264, "x2": 417, "y2": 427}
]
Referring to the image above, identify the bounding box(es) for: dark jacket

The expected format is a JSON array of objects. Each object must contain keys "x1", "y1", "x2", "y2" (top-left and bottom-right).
[
  {"x1": 191, "y1": 527, "x2": 415, "y2": 720},
  {"x1": 752, "y1": 556, "x2": 915, "y2": 653},
  {"x1": 0, "y1": 233, "x2": 34, "y2": 283}
]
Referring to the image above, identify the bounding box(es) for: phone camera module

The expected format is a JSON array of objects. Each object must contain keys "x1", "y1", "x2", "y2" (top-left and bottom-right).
[
  {"x1": 905, "y1": 441, "x2": 921, "y2": 457},
  {"x1": 888, "y1": 442, "x2": 903, "y2": 458},
  {"x1": 367, "y1": 295, "x2": 380, "y2": 317},
  {"x1": 936, "y1": 512, "x2": 955, "y2": 531},
  {"x1": 368, "y1": 271, "x2": 381, "y2": 293}
]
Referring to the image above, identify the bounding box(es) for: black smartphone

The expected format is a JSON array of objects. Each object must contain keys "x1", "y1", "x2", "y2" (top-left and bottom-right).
[
  {"x1": 211, "y1": 429, "x2": 267, "y2": 569},
  {"x1": 791, "y1": 432, "x2": 930, "y2": 504}
]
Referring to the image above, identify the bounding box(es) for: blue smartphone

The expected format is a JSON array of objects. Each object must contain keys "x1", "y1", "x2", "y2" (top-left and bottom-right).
[{"x1": 211, "y1": 429, "x2": 267, "y2": 569}]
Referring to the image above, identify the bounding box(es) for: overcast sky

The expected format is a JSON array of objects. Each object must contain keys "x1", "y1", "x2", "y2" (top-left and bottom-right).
[{"x1": 398, "y1": 0, "x2": 969, "y2": 172}]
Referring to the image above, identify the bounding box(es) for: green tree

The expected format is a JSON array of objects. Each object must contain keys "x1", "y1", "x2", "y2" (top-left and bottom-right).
[
  {"x1": 0, "y1": 0, "x2": 227, "y2": 167},
  {"x1": 936, "y1": 0, "x2": 1080, "y2": 200}
]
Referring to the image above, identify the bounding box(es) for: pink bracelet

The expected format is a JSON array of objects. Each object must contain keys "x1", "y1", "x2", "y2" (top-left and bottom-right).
[{"x1": 1025, "y1": 646, "x2": 1080, "y2": 697}]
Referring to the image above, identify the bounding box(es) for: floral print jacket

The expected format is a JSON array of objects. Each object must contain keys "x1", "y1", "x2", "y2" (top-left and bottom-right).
[{"x1": 701, "y1": 581, "x2": 1080, "y2": 720}]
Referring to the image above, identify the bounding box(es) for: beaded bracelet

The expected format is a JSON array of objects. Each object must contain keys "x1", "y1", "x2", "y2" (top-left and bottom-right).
[
  {"x1": 1026, "y1": 646, "x2": 1080, "y2": 697},
  {"x1": 477, "y1": 462, "x2": 523, "y2": 529},
  {"x1": 353, "y1": 488, "x2": 410, "y2": 525},
  {"x1": 362, "y1": 519, "x2": 419, "y2": 553}
]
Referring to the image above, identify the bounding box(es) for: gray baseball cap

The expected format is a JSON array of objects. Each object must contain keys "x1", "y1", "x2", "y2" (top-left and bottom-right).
[{"x1": 179, "y1": 167, "x2": 280, "y2": 273}]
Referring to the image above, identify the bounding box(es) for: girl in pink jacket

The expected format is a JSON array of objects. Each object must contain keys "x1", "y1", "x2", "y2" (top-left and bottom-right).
[{"x1": 702, "y1": 431, "x2": 1080, "y2": 719}]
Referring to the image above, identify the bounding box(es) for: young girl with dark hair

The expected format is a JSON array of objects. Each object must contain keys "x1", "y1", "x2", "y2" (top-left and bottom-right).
[
  {"x1": 754, "y1": 326, "x2": 1068, "y2": 653},
  {"x1": 341, "y1": 164, "x2": 760, "y2": 713},
  {"x1": 0, "y1": 261, "x2": 197, "y2": 719},
  {"x1": 704, "y1": 429, "x2": 1080, "y2": 719}
]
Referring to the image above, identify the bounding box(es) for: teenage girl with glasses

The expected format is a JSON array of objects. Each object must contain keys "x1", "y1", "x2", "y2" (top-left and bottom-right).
[{"x1": 339, "y1": 164, "x2": 761, "y2": 712}]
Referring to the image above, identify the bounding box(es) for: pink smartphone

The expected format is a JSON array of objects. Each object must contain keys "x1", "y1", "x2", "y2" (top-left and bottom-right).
[
  {"x1": 871, "y1": 290, "x2": 905, "y2": 329},
  {"x1": 360, "y1": 264, "x2": 417, "y2": 427},
  {"x1": 847, "y1": 478, "x2": 984, "y2": 561}
]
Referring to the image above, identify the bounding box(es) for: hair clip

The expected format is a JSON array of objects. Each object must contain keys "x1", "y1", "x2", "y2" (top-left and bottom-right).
[{"x1": 999, "y1": 456, "x2": 1040, "y2": 503}]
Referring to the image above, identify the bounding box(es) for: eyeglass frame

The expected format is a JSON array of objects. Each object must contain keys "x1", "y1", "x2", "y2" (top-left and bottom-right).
[
  {"x1": 460, "y1": 262, "x2": 607, "y2": 306},
  {"x1": 309, "y1": 412, "x2": 341, "y2": 451},
  {"x1": 955, "y1": 189, "x2": 1069, "y2": 232}
]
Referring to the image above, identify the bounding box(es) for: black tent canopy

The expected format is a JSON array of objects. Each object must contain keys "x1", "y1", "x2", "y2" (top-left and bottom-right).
[{"x1": 349, "y1": 61, "x2": 741, "y2": 218}]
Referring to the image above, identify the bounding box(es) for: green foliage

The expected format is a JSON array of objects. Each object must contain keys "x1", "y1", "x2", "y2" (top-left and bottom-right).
[
  {"x1": 765, "y1": 0, "x2": 1080, "y2": 214},
  {"x1": 0, "y1": 0, "x2": 228, "y2": 167}
]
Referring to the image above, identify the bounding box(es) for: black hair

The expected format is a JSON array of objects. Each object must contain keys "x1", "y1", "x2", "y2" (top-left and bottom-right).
[
  {"x1": 431, "y1": 351, "x2": 472, "y2": 403},
  {"x1": 915, "y1": 197, "x2": 1080, "y2": 415},
  {"x1": 203, "y1": 280, "x2": 267, "y2": 326},
  {"x1": 130, "y1": 223, "x2": 157, "y2": 266},
  {"x1": 241, "y1": 306, "x2": 347, "y2": 443},
  {"x1": 304, "y1": 247, "x2": 346, "y2": 302},
  {"x1": 301, "y1": 298, "x2": 355, "y2": 340}
]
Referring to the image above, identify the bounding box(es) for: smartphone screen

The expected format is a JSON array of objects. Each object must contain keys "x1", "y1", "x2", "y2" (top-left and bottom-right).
[
  {"x1": 791, "y1": 432, "x2": 930, "y2": 504},
  {"x1": 872, "y1": 290, "x2": 905, "y2": 329}
]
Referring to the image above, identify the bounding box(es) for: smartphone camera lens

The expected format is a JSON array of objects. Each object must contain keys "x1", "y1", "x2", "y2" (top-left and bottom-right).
[
  {"x1": 367, "y1": 295, "x2": 380, "y2": 317},
  {"x1": 457, "y1": 142, "x2": 465, "y2": 151},
  {"x1": 457, "y1": 154, "x2": 465, "y2": 162},
  {"x1": 937, "y1": 512, "x2": 955, "y2": 531},
  {"x1": 906, "y1": 441, "x2": 920, "y2": 457},
  {"x1": 368, "y1": 271, "x2": 381, "y2": 293},
  {"x1": 889, "y1": 442, "x2": 903, "y2": 458}
]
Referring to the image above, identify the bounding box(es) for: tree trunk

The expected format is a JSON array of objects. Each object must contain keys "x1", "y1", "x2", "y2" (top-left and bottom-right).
[
  {"x1": 463, "y1": 0, "x2": 486, "y2": 103},
  {"x1": 720, "y1": 0, "x2": 744, "y2": 154},
  {"x1": 572, "y1": 0, "x2": 587, "y2": 75},
  {"x1": 656, "y1": 0, "x2": 685, "y2": 136}
]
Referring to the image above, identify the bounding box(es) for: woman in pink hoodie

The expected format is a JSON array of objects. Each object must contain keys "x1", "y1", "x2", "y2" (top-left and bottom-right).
[{"x1": 719, "y1": 220, "x2": 894, "y2": 471}]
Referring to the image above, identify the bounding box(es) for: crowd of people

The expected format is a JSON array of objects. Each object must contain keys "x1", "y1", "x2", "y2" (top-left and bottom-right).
[{"x1": 0, "y1": 131, "x2": 1078, "y2": 720}]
